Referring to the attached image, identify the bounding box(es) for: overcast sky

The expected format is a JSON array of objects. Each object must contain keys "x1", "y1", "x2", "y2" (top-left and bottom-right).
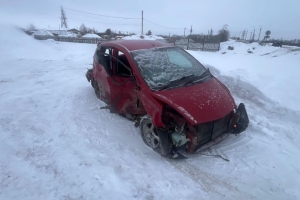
[{"x1": 1, "y1": 0, "x2": 299, "y2": 40}]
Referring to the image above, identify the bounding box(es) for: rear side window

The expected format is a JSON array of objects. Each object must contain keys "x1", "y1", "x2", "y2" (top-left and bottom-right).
[
  {"x1": 115, "y1": 51, "x2": 131, "y2": 76},
  {"x1": 97, "y1": 47, "x2": 113, "y2": 74}
]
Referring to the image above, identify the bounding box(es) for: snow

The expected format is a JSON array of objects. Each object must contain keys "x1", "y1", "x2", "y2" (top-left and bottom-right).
[
  {"x1": 1, "y1": 25, "x2": 300, "y2": 200},
  {"x1": 188, "y1": 40, "x2": 300, "y2": 111},
  {"x1": 82, "y1": 33, "x2": 101, "y2": 38},
  {"x1": 123, "y1": 34, "x2": 166, "y2": 41}
]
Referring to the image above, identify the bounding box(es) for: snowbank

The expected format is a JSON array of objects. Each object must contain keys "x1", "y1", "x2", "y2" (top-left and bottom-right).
[{"x1": 188, "y1": 40, "x2": 300, "y2": 111}]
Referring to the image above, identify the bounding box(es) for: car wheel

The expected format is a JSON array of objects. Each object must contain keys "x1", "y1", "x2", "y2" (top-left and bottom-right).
[
  {"x1": 140, "y1": 116, "x2": 160, "y2": 151},
  {"x1": 92, "y1": 81, "x2": 101, "y2": 99}
]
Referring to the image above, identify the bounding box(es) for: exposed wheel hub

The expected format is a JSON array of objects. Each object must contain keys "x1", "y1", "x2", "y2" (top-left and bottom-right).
[{"x1": 141, "y1": 118, "x2": 160, "y2": 149}]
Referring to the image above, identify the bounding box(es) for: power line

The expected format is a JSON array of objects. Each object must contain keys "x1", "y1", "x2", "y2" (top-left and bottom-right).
[
  {"x1": 64, "y1": 8, "x2": 140, "y2": 19},
  {"x1": 64, "y1": 7, "x2": 185, "y2": 30},
  {"x1": 143, "y1": 18, "x2": 184, "y2": 30},
  {"x1": 69, "y1": 17, "x2": 140, "y2": 26}
]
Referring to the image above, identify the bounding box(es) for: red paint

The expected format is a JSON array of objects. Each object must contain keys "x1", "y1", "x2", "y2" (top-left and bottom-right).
[{"x1": 152, "y1": 78, "x2": 236, "y2": 125}]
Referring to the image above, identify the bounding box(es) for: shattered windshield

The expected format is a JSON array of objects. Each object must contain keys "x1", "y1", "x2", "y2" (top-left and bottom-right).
[{"x1": 131, "y1": 46, "x2": 210, "y2": 90}]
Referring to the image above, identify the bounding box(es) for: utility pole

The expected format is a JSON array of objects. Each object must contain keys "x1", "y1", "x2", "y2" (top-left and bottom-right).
[
  {"x1": 184, "y1": 28, "x2": 186, "y2": 37},
  {"x1": 258, "y1": 25, "x2": 262, "y2": 41},
  {"x1": 141, "y1": 11, "x2": 143, "y2": 35}
]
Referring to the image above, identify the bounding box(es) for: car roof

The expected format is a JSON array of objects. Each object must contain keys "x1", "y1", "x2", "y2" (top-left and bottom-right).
[{"x1": 99, "y1": 40, "x2": 173, "y2": 51}]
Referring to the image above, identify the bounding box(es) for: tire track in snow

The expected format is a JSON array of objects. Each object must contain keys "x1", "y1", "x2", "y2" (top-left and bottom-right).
[{"x1": 166, "y1": 159, "x2": 252, "y2": 199}]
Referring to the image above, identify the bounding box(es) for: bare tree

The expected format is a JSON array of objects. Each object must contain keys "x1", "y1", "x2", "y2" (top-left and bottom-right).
[
  {"x1": 218, "y1": 25, "x2": 230, "y2": 42},
  {"x1": 86, "y1": 27, "x2": 93, "y2": 33},
  {"x1": 105, "y1": 29, "x2": 112, "y2": 35},
  {"x1": 146, "y1": 30, "x2": 152, "y2": 36},
  {"x1": 79, "y1": 24, "x2": 87, "y2": 35}
]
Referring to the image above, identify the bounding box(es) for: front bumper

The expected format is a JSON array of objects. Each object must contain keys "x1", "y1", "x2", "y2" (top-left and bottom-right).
[
  {"x1": 194, "y1": 133, "x2": 230, "y2": 153},
  {"x1": 187, "y1": 103, "x2": 249, "y2": 153},
  {"x1": 231, "y1": 103, "x2": 249, "y2": 134}
]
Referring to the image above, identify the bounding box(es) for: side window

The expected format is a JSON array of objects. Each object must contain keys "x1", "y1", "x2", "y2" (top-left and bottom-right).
[
  {"x1": 98, "y1": 47, "x2": 113, "y2": 74},
  {"x1": 115, "y1": 51, "x2": 131, "y2": 76}
]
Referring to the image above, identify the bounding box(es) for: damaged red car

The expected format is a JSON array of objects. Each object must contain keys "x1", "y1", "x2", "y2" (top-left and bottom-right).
[{"x1": 86, "y1": 40, "x2": 249, "y2": 158}]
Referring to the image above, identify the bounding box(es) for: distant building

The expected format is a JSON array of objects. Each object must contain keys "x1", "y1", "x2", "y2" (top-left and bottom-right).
[{"x1": 68, "y1": 28, "x2": 80, "y2": 34}]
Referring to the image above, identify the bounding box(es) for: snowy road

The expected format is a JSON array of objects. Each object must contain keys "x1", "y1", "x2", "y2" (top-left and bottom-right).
[{"x1": 1, "y1": 26, "x2": 300, "y2": 199}]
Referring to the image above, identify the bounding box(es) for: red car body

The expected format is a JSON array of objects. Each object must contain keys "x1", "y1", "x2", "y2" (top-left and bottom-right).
[{"x1": 86, "y1": 40, "x2": 249, "y2": 157}]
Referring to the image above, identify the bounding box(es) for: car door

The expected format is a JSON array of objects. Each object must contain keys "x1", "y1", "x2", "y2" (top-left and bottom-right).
[
  {"x1": 108, "y1": 48, "x2": 146, "y2": 115},
  {"x1": 93, "y1": 46, "x2": 113, "y2": 104}
]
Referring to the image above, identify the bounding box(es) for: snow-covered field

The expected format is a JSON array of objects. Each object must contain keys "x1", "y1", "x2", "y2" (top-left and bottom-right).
[{"x1": 1, "y1": 25, "x2": 300, "y2": 200}]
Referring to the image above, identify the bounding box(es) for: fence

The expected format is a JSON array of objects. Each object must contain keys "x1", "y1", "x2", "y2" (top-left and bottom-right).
[
  {"x1": 34, "y1": 35, "x2": 104, "y2": 44},
  {"x1": 34, "y1": 34, "x2": 221, "y2": 51},
  {"x1": 265, "y1": 39, "x2": 300, "y2": 47},
  {"x1": 175, "y1": 42, "x2": 220, "y2": 51},
  {"x1": 174, "y1": 35, "x2": 221, "y2": 51}
]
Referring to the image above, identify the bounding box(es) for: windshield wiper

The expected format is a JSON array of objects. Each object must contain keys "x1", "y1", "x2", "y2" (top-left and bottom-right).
[
  {"x1": 158, "y1": 74, "x2": 196, "y2": 90},
  {"x1": 184, "y1": 70, "x2": 212, "y2": 86},
  {"x1": 156, "y1": 70, "x2": 212, "y2": 91}
]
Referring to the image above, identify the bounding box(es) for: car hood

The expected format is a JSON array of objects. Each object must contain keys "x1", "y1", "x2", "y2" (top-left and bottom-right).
[{"x1": 151, "y1": 77, "x2": 236, "y2": 125}]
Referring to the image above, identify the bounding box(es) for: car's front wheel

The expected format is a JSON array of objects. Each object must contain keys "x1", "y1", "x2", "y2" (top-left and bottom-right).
[
  {"x1": 140, "y1": 115, "x2": 173, "y2": 156},
  {"x1": 140, "y1": 116, "x2": 160, "y2": 152}
]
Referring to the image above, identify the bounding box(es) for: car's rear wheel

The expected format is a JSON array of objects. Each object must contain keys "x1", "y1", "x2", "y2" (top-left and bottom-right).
[
  {"x1": 92, "y1": 80, "x2": 100, "y2": 99},
  {"x1": 140, "y1": 116, "x2": 160, "y2": 151}
]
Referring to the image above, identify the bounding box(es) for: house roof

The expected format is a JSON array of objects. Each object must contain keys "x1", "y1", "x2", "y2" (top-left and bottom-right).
[
  {"x1": 82, "y1": 34, "x2": 101, "y2": 38},
  {"x1": 68, "y1": 28, "x2": 79, "y2": 32}
]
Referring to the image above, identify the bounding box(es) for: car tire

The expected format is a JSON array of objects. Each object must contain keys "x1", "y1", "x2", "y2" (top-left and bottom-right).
[
  {"x1": 92, "y1": 80, "x2": 100, "y2": 99},
  {"x1": 140, "y1": 116, "x2": 160, "y2": 153}
]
